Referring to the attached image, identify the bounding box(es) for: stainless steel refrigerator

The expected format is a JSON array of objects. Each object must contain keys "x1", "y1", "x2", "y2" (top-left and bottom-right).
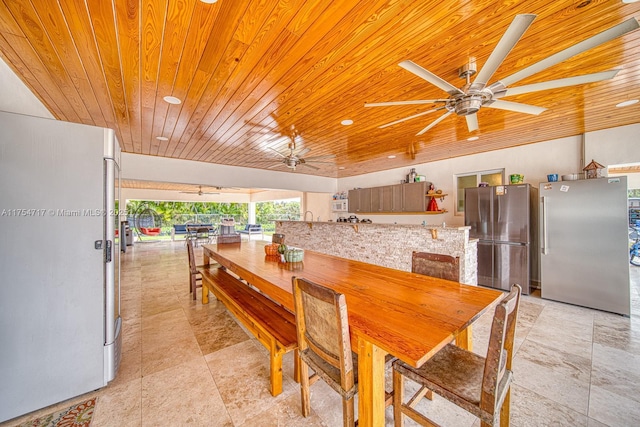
[
  {"x1": 0, "y1": 111, "x2": 122, "y2": 422},
  {"x1": 539, "y1": 177, "x2": 630, "y2": 315},
  {"x1": 465, "y1": 184, "x2": 537, "y2": 294}
]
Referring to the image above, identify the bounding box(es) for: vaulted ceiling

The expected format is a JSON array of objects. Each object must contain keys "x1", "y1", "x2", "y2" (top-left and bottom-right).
[{"x1": 0, "y1": 0, "x2": 639, "y2": 178}]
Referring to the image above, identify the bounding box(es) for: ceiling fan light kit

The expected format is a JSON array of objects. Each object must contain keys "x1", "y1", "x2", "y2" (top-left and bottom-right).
[{"x1": 366, "y1": 14, "x2": 640, "y2": 136}]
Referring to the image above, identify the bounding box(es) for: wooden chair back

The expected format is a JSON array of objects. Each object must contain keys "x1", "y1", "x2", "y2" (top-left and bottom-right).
[
  {"x1": 186, "y1": 239, "x2": 202, "y2": 299},
  {"x1": 292, "y1": 277, "x2": 355, "y2": 395},
  {"x1": 481, "y1": 283, "x2": 521, "y2": 416},
  {"x1": 411, "y1": 251, "x2": 460, "y2": 282},
  {"x1": 187, "y1": 238, "x2": 198, "y2": 274}
]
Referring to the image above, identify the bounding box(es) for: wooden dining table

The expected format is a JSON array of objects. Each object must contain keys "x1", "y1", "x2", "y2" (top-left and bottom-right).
[{"x1": 201, "y1": 241, "x2": 502, "y2": 427}]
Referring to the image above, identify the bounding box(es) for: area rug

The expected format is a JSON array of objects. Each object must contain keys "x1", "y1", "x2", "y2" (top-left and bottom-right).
[{"x1": 17, "y1": 398, "x2": 96, "y2": 427}]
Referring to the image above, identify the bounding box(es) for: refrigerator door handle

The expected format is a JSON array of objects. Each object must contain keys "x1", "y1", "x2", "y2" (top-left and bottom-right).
[
  {"x1": 541, "y1": 196, "x2": 548, "y2": 255},
  {"x1": 105, "y1": 240, "x2": 112, "y2": 263}
]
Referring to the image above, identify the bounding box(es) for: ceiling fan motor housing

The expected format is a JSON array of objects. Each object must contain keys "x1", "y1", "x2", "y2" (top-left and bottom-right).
[{"x1": 454, "y1": 94, "x2": 484, "y2": 115}]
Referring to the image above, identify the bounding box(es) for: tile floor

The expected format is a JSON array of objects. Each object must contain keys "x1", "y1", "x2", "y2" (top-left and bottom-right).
[{"x1": 3, "y1": 240, "x2": 640, "y2": 427}]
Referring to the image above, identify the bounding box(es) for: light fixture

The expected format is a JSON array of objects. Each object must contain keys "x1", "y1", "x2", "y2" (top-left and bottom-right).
[
  {"x1": 341, "y1": 119, "x2": 353, "y2": 126},
  {"x1": 200, "y1": 0, "x2": 218, "y2": 3},
  {"x1": 387, "y1": 155, "x2": 396, "y2": 159},
  {"x1": 163, "y1": 95, "x2": 181, "y2": 104},
  {"x1": 467, "y1": 136, "x2": 479, "y2": 141},
  {"x1": 622, "y1": 0, "x2": 639, "y2": 3},
  {"x1": 156, "y1": 136, "x2": 168, "y2": 141},
  {"x1": 338, "y1": 166, "x2": 345, "y2": 170},
  {"x1": 616, "y1": 99, "x2": 639, "y2": 107}
]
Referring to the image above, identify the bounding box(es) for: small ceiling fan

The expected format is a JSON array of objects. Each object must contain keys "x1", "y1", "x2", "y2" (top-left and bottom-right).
[
  {"x1": 179, "y1": 185, "x2": 220, "y2": 196},
  {"x1": 264, "y1": 132, "x2": 335, "y2": 171},
  {"x1": 365, "y1": 14, "x2": 640, "y2": 136}
]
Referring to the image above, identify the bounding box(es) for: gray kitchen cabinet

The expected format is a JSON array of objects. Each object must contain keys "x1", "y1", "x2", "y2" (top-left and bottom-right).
[
  {"x1": 402, "y1": 182, "x2": 427, "y2": 212},
  {"x1": 382, "y1": 185, "x2": 403, "y2": 212},
  {"x1": 348, "y1": 188, "x2": 371, "y2": 213}
]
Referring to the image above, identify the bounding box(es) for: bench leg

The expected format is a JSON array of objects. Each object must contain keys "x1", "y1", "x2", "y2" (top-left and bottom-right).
[
  {"x1": 270, "y1": 348, "x2": 285, "y2": 396},
  {"x1": 202, "y1": 280, "x2": 209, "y2": 304}
]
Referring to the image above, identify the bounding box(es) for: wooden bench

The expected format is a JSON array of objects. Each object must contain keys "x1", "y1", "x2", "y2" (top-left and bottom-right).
[{"x1": 199, "y1": 266, "x2": 299, "y2": 396}]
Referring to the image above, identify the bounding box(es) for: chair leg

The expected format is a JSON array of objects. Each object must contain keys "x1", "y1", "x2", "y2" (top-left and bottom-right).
[
  {"x1": 190, "y1": 274, "x2": 197, "y2": 300},
  {"x1": 342, "y1": 396, "x2": 355, "y2": 427},
  {"x1": 393, "y1": 368, "x2": 404, "y2": 427},
  {"x1": 293, "y1": 349, "x2": 301, "y2": 383},
  {"x1": 300, "y1": 360, "x2": 311, "y2": 417},
  {"x1": 499, "y1": 387, "x2": 511, "y2": 427}
]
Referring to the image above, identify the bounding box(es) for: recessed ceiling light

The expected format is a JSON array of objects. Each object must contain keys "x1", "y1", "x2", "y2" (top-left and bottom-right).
[
  {"x1": 156, "y1": 136, "x2": 168, "y2": 141},
  {"x1": 200, "y1": 0, "x2": 217, "y2": 3},
  {"x1": 467, "y1": 136, "x2": 479, "y2": 141},
  {"x1": 338, "y1": 166, "x2": 345, "y2": 170},
  {"x1": 616, "y1": 99, "x2": 639, "y2": 107},
  {"x1": 622, "y1": 0, "x2": 639, "y2": 4},
  {"x1": 387, "y1": 155, "x2": 396, "y2": 159},
  {"x1": 341, "y1": 119, "x2": 353, "y2": 126},
  {"x1": 163, "y1": 95, "x2": 181, "y2": 104}
]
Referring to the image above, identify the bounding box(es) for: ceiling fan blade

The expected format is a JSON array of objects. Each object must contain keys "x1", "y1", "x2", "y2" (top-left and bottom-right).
[
  {"x1": 268, "y1": 147, "x2": 287, "y2": 158},
  {"x1": 365, "y1": 99, "x2": 449, "y2": 107},
  {"x1": 504, "y1": 70, "x2": 619, "y2": 96},
  {"x1": 304, "y1": 154, "x2": 336, "y2": 161},
  {"x1": 485, "y1": 100, "x2": 546, "y2": 115},
  {"x1": 399, "y1": 60, "x2": 464, "y2": 96},
  {"x1": 299, "y1": 163, "x2": 319, "y2": 170},
  {"x1": 465, "y1": 114, "x2": 479, "y2": 132},
  {"x1": 297, "y1": 147, "x2": 311, "y2": 157},
  {"x1": 379, "y1": 108, "x2": 442, "y2": 129},
  {"x1": 473, "y1": 14, "x2": 536, "y2": 89},
  {"x1": 500, "y1": 18, "x2": 640, "y2": 88},
  {"x1": 416, "y1": 111, "x2": 453, "y2": 136}
]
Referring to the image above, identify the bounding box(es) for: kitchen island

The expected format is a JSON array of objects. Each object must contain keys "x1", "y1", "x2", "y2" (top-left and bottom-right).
[{"x1": 274, "y1": 220, "x2": 477, "y2": 285}]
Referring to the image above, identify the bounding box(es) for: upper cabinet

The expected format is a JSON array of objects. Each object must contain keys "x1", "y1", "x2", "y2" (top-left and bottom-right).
[
  {"x1": 348, "y1": 187, "x2": 372, "y2": 213},
  {"x1": 348, "y1": 182, "x2": 444, "y2": 214},
  {"x1": 401, "y1": 182, "x2": 427, "y2": 212}
]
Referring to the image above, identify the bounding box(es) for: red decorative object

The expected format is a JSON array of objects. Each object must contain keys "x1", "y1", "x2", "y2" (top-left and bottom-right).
[{"x1": 427, "y1": 197, "x2": 439, "y2": 212}]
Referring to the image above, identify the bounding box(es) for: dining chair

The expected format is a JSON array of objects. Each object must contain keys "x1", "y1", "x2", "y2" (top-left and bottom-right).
[
  {"x1": 292, "y1": 276, "x2": 392, "y2": 426},
  {"x1": 392, "y1": 284, "x2": 522, "y2": 427},
  {"x1": 186, "y1": 238, "x2": 203, "y2": 300},
  {"x1": 411, "y1": 251, "x2": 460, "y2": 282}
]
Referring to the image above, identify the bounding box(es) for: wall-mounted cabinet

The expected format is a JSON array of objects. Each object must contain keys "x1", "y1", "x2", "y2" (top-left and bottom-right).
[
  {"x1": 348, "y1": 181, "x2": 442, "y2": 214},
  {"x1": 370, "y1": 184, "x2": 403, "y2": 212},
  {"x1": 348, "y1": 187, "x2": 371, "y2": 213}
]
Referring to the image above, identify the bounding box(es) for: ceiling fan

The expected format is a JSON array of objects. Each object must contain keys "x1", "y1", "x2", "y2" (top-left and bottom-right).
[
  {"x1": 365, "y1": 14, "x2": 640, "y2": 136},
  {"x1": 179, "y1": 185, "x2": 220, "y2": 196},
  {"x1": 264, "y1": 133, "x2": 335, "y2": 171}
]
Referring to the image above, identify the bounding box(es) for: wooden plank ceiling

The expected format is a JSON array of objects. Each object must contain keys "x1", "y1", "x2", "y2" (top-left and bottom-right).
[{"x1": 0, "y1": 0, "x2": 639, "y2": 178}]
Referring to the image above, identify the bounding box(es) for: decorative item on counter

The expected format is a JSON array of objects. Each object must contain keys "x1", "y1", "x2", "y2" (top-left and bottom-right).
[
  {"x1": 427, "y1": 183, "x2": 436, "y2": 194},
  {"x1": 547, "y1": 174, "x2": 558, "y2": 182},
  {"x1": 265, "y1": 254, "x2": 281, "y2": 262},
  {"x1": 583, "y1": 159, "x2": 604, "y2": 179},
  {"x1": 509, "y1": 174, "x2": 524, "y2": 184},
  {"x1": 415, "y1": 175, "x2": 426, "y2": 182}
]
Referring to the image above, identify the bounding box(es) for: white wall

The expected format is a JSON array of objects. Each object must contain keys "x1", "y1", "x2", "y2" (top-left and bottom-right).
[
  {"x1": 336, "y1": 125, "x2": 639, "y2": 226},
  {"x1": 0, "y1": 57, "x2": 53, "y2": 119}
]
